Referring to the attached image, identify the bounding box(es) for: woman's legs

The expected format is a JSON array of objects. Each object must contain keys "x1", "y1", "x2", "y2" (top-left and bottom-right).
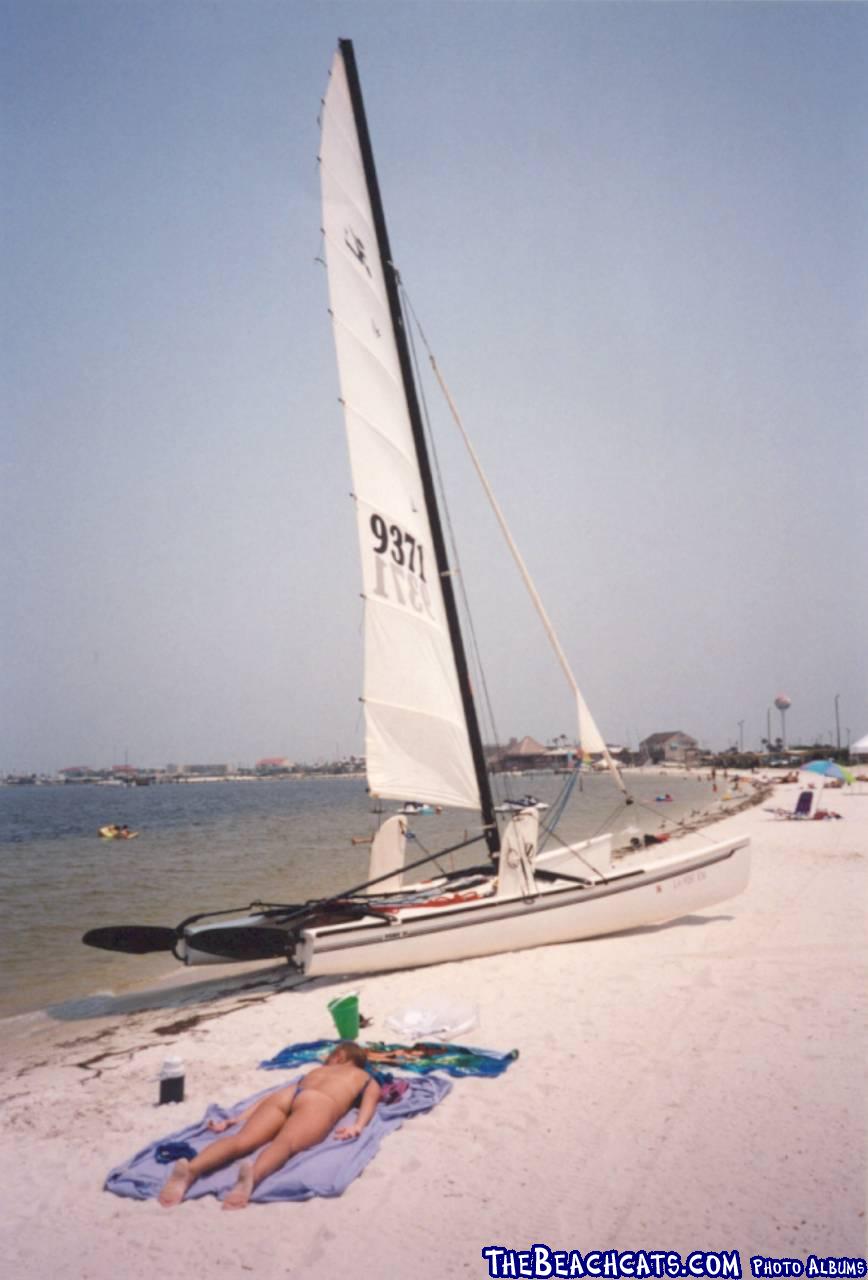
[
  {"x1": 158, "y1": 1099, "x2": 288, "y2": 1207},
  {"x1": 222, "y1": 1092, "x2": 340, "y2": 1210}
]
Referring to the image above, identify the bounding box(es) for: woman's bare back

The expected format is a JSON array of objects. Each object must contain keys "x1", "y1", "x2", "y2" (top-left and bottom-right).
[{"x1": 299, "y1": 1062, "x2": 369, "y2": 1113}]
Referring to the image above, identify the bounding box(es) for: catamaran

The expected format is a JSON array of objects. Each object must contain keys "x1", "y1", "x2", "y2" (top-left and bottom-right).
[{"x1": 83, "y1": 40, "x2": 749, "y2": 976}]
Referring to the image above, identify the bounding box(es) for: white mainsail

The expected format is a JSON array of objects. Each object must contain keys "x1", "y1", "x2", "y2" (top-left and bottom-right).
[{"x1": 319, "y1": 48, "x2": 481, "y2": 811}]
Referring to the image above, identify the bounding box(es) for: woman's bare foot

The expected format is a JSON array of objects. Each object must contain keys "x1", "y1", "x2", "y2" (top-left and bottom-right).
[
  {"x1": 158, "y1": 1158, "x2": 195, "y2": 1207},
  {"x1": 221, "y1": 1160, "x2": 254, "y2": 1211}
]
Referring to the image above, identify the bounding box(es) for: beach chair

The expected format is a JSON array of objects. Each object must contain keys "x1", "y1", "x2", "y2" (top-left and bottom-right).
[
  {"x1": 792, "y1": 789, "x2": 815, "y2": 818},
  {"x1": 765, "y1": 789, "x2": 815, "y2": 820}
]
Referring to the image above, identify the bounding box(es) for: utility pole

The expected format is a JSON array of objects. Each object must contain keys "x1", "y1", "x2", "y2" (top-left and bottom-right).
[
  {"x1": 738, "y1": 720, "x2": 744, "y2": 753},
  {"x1": 835, "y1": 695, "x2": 841, "y2": 751}
]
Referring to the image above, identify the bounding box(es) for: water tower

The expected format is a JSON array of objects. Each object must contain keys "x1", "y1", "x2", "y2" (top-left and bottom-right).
[{"x1": 774, "y1": 693, "x2": 792, "y2": 749}]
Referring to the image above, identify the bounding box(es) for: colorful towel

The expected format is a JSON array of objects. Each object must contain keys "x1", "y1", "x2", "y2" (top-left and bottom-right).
[
  {"x1": 260, "y1": 1039, "x2": 518, "y2": 1078},
  {"x1": 105, "y1": 1073, "x2": 450, "y2": 1204}
]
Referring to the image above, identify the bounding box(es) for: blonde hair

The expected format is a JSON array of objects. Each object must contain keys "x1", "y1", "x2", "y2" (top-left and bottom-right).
[{"x1": 330, "y1": 1041, "x2": 368, "y2": 1067}]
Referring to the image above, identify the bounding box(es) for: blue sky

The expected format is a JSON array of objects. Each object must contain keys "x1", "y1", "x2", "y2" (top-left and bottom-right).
[{"x1": 3, "y1": 1, "x2": 866, "y2": 772}]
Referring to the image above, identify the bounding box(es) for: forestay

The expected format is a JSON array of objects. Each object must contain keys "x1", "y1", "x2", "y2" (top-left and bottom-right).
[{"x1": 319, "y1": 49, "x2": 481, "y2": 810}]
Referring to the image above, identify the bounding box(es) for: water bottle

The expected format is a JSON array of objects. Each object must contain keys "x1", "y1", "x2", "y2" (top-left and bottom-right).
[{"x1": 158, "y1": 1056, "x2": 185, "y2": 1104}]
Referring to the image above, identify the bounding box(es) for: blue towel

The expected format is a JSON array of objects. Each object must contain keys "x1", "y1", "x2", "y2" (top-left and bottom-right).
[
  {"x1": 260, "y1": 1038, "x2": 518, "y2": 1078},
  {"x1": 104, "y1": 1073, "x2": 451, "y2": 1203}
]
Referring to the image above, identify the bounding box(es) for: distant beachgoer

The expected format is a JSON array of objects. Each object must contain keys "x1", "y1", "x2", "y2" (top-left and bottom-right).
[{"x1": 158, "y1": 1042, "x2": 380, "y2": 1210}]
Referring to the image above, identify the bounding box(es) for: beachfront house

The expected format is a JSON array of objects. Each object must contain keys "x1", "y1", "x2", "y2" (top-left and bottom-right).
[
  {"x1": 255, "y1": 757, "x2": 292, "y2": 776},
  {"x1": 639, "y1": 731, "x2": 699, "y2": 765},
  {"x1": 488, "y1": 736, "x2": 552, "y2": 773}
]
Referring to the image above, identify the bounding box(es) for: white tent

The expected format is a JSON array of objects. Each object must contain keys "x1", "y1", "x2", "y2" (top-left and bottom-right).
[{"x1": 851, "y1": 733, "x2": 868, "y2": 759}]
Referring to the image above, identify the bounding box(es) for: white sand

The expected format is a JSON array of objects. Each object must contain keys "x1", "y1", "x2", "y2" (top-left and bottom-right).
[{"x1": 2, "y1": 782, "x2": 865, "y2": 1277}]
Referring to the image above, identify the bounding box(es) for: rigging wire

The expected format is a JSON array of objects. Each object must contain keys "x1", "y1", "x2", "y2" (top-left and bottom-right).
[
  {"x1": 404, "y1": 293, "x2": 629, "y2": 798},
  {"x1": 402, "y1": 830, "x2": 453, "y2": 879},
  {"x1": 399, "y1": 279, "x2": 511, "y2": 808},
  {"x1": 399, "y1": 284, "x2": 627, "y2": 804},
  {"x1": 400, "y1": 280, "x2": 582, "y2": 818},
  {"x1": 400, "y1": 288, "x2": 594, "y2": 820},
  {"x1": 538, "y1": 766, "x2": 582, "y2": 852}
]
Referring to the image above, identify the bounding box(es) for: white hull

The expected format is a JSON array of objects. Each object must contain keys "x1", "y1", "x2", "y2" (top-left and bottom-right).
[
  {"x1": 297, "y1": 836, "x2": 748, "y2": 977},
  {"x1": 179, "y1": 834, "x2": 749, "y2": 974}
]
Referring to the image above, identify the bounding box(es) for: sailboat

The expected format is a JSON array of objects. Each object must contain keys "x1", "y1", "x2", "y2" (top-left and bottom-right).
[{"x1": 83, "y1": 40, "x2": 749, "y2": 975}]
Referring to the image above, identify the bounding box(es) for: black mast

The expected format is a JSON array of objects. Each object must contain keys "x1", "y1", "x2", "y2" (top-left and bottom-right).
[{"x1": 338, "y1": 39, "x2": 499, "y2": 857}]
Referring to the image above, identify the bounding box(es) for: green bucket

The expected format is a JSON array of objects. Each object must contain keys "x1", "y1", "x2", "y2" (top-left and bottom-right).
[{"x1": 328, "y1": 992, "x2": 360, "y2": 1040}]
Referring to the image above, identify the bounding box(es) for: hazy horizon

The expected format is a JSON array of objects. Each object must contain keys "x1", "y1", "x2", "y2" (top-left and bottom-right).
[
  {"x1": 4, "y1": 1, "x2": 866, "y2": 776},
  {"x1": 2, "y1": 724, "x2": 857, "y2": 778}
]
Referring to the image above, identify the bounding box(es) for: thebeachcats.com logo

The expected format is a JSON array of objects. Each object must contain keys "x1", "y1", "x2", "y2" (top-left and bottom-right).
[
  {"x1": 479, "y1": 1247, "x2": 742, "y2": 1279},
  {"x1": 479, "y1": 1248, "x2": 868, "y2": 1280}
]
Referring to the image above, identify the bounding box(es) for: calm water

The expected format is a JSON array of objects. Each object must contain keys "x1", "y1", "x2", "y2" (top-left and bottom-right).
[{"x1": 0, "y1": 771, "x2": 718, "y2": 1018}]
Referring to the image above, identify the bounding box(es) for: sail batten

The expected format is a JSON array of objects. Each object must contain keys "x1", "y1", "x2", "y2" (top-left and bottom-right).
[
  {"x1": 343, "y1": 406, "x2": 415, "y2": 463},
  {"x1": 321, "y1": 43, "x2": 484, "y2": 813},
  {"x1": 326, "y1": 319, "x2": 405, "y2": 396}
]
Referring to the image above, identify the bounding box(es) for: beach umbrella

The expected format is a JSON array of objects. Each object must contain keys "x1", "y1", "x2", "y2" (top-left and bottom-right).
[{"x1": 801, "y1": 760, "x2": 854, "y2": 784}]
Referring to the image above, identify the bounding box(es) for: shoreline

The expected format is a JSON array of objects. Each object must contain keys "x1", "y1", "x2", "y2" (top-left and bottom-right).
[
  {"x1": 3, "y1": 773, "x2": 766, "y2": 1028},
  {"x1": 3, "y1": 780, "x2": 865, "y2": 1274},
  {"x1": 0, "y1": 770, "x2": 369, "y2": 788}
]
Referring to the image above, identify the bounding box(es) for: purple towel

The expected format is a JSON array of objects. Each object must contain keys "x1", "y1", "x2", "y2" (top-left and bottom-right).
[{"x1": 104, "y1": 1073, "x2": 451, "y2": 1203}]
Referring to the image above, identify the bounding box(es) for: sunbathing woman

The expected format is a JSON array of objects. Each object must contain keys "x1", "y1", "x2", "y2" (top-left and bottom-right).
[{"x1": 158, "y1": 1042, "x2": 380, "y2": 1210}]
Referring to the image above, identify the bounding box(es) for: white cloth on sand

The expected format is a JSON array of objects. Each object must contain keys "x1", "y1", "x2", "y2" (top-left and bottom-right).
[{"x1": 385, "y1": 998, "x2": 478, "y2": 1041}]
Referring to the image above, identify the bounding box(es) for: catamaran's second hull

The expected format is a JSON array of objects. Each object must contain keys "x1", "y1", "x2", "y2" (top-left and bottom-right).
[{"x1": 291, "y1": 836, "x2": 750, "y2": 978}]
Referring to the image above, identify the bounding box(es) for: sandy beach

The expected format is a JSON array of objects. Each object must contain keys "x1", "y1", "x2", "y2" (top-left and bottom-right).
[{"x1": 2, "y1": 779, "x2": 865, "y2": 1277}]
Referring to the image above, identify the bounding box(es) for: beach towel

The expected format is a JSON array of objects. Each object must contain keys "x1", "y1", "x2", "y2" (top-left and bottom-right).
[
  {"x1": 105, "y1": 1073, "x2": 450, "y2": 1204},
  {"x1": 260, "y1": 1039, "x2": 518, "y2": 1078}
]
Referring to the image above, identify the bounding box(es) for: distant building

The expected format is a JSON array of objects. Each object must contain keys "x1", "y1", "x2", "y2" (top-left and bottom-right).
[
  {"x1": 255, "y1": 757, "x2": 292, "y2": 776},
  {"x1": 488, "y1": 736, "x2": 552, "y2": 772},
  {"x1": 59, "y1": 765, "x2": 101, "y2": 783},
  {"x1": 639, "y1": 731, "x2": 699, "y2": 765},
  {"x1": 181, "y1": 764, "x2": 230, "y2": 777}
]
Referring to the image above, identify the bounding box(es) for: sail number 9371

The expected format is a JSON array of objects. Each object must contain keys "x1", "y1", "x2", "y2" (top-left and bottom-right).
[{"x1": 369, "y1": 513, "x2": 434, "y2": 617}]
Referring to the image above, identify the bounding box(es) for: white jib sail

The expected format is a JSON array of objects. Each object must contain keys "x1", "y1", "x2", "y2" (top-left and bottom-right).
[{"x1": 319, "y1": 48, "x2": 481, "y2": 811}]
